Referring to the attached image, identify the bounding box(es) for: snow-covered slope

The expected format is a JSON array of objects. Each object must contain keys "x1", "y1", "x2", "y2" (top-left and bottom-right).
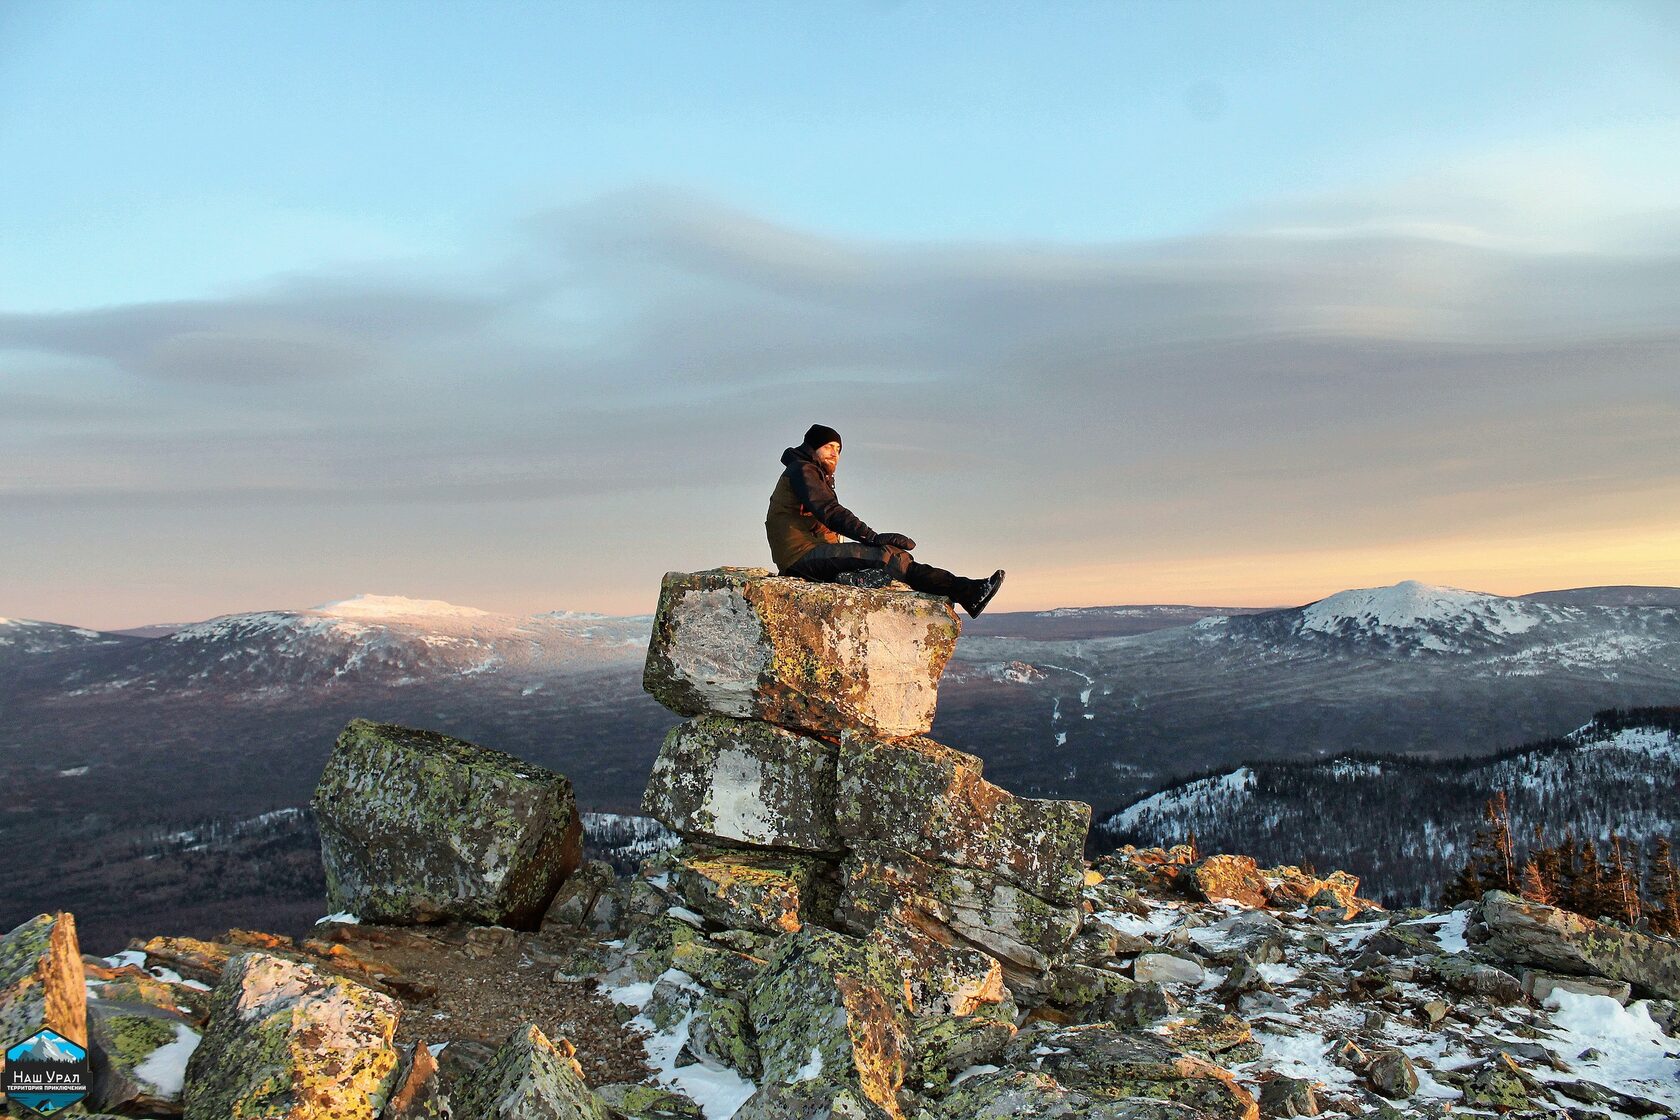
[
  {"x1": 0, "y1": 617, "x2": 134, "y2": 659},
  {"x1": 1297, "y1": 580, "x2": 1550, "y2": 651},
  {"x1": 1098, "y1": 710, "x2": 1680, "y2": 903}
]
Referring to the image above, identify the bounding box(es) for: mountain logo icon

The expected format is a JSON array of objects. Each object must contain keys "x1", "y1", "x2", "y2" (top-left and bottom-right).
[{"x1": 3, "y1": 1028, "x2": 89, "y2": 1115}]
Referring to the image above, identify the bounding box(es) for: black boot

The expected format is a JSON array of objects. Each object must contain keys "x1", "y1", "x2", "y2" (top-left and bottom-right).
[{"x1": 960, "y1": 570, "x2": 1006, "y2": 619}]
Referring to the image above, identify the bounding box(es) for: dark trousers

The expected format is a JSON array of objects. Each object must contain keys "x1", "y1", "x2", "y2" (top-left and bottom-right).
[{"x1": 785, "y1": 543, "x2": 978, "y2": 601}]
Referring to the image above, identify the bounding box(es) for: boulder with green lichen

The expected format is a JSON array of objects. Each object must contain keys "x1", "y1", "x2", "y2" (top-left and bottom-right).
[
  {"x1": 1470, "y1": 890, "x2": 1680, "y2": 1000},
  {"x1": 835, "y1": 734, "x2": 1090, "y2": 905},
  {"x1": 684, "y1": 993, "x2": 759, "y2": 1078},
  {"x1": 671, "y1": 846, "x2": 837, "y2": 936},
  {"x1": 642, "y1": 568, "x2": 959, "y2": 740},
  {"x1": 0, "y1": 912, "x2": 87, "y2": 1066},
  {"x1": 1026, "y1": 1024, "x2": 1259, "y2": 1120},
  {"x1": 85, "y1": 999, "x2": 198, "y2": 1115},
  {"x1": 838, "y1": 846, "x2": 1082, "y2": 980},
  {"x1": 643, "y1": 716, "x2": 843, "y2": 852},
  {"x1": 731, "y1": 1079, "x2": 895, "y2": 1120},
  {"x1": 449, "y1": 1022, "x2": 610, "y2": 1119},
  {"x1": 593, "y1": 1083, "x2": 704, "y2": 1120},
  {"x1": 182, "y1": 951, "x2": 401, "y2": 1120},
  {"x1": 747, "y1": 927, "x2": 908, "y2": 1120},
  {"x1": 312, "y1": 719, "x2": 583, "y2": 929}
]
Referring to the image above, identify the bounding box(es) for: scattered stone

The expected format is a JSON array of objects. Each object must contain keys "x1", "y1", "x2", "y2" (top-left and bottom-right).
[
  {"x1": 1426, "y1": 953, "x2": 1522, "y2": 1003},
  {"x1": 1364, "y1": 1050, "x2": 1417, "y2": 1100},
  {"x1": 383, "y1": 1041, "x2": 449, "y2": 1120},
  {"x1": 838, "y1": 846, "x2": 1082, "y2": 979},
  {"x1": 182, "y1": 951, "x2": 401, "y2": 1120},
  {"x1": 1186, "y1": 855, "x2": 1270, "y2": 909},
  {"x1": 684, "y1": 992, "x2": 759, "y2": 1077},
  {"x1": 543, "y1": 860, "x2": 623, "y2": 935},
  {"x1": 732, "y1": 1079, "x2": 895, "y2": 1120},
  {"x1": 642, "y1": 568, "x2": 960, "y2": 740},
  {"x1": 1257, "y1": 1075, "x2": 1321, "y2": 1117},
  {"x1": 1133, "y1": 952, "x2": 1204, "y2": 986},
  {"x1": 312, "y1": 719, "x2": 583, "y2": 928},
  {"x1": 85, "y1": 999, "x2": 198, "y2": 1115},
  {"x1": 1028, "y1": 1024, "x2": 1260, "y2": 1120}
]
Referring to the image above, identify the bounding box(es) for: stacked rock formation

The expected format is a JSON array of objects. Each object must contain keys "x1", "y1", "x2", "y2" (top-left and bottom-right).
[{"x1": 640, "y1": 567, "x2": 1093, "y2": 1116}]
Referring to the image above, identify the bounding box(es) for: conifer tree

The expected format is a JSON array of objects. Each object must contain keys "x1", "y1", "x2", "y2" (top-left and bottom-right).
[
  {"x1": 1556, "y1": 832, "x2": 1581, "y2": 913},
  {"x1": 1605, "y1": 833, "x2": 1640, "y2": 926},
  {"x1": 1477, "y1": 791, "x2": 1518, "y2": 893},
  {"x1": 1578, "y1": 841, "x2": 1606, "y2": 920},
  {"x1": 1520, "y1": 856, "x2": 1555, "y2": 906},
  {"x1": 1648, "y1": 837, "x2": 1680, "y2": 937}
]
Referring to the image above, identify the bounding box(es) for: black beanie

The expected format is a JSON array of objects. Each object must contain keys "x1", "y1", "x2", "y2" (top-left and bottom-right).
[{"x1": 803, "y1": 424, "x2": 842, "y2": 451}]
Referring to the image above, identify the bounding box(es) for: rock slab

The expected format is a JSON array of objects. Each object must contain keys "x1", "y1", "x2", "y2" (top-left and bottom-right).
[
  {"x1": 313, "y1": 718, "x2": 583, "y2": 928},
  {"x1": 643, "y1": 568, "x2": 960, "y2": 740}
]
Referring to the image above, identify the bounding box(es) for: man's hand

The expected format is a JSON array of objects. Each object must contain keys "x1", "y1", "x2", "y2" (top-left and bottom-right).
[{"x1": 874, "y1": 533, "x2": 917, "y2": 551}]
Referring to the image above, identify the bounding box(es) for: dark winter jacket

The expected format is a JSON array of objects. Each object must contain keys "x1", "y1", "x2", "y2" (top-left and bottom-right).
[{"x1": 765, "y1": 445, "x2": 877, "y2": 572}]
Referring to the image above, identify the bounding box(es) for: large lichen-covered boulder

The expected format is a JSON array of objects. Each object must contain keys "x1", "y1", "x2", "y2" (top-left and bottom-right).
[
  {"x1": 838, "y1": 847, "x2": 1083, "y2": 977},
  {"x1": 182, "y1": 951, "x2": 401, "y2": 1120},
  {"x1": 85, "y1": 999, "x2": 199, "y2": 1114},
  {"x1": 835, "y1": 735, "x2": 1090, "y2": 904},
  {"x1": 1471, "y1": 890, "x2": 1680, "y2": 999},
  {"x1": 672, "y1": 846, "x2": 836, "y2": 936},
  {"x1": 451, "y1": 1022, "x2": 611, "y2": 1119},
  {"x1": 644, "y1": 716, "x2": 842, "y2": 852},
  {"x1": 747, "y1": 928, "x2": 908, "y2": 1120},
  {"x1": 0, "y1": 912, "x2": 86, "y2": 1059},
  {"x1": 312, "y1": 719, "x2": 583, "y2": 928},
  {"x1": 642, "y1": 568, "x2": 960, "y2": 740}
]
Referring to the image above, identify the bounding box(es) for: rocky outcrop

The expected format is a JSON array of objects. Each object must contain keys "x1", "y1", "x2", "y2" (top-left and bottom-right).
[
  {"x1": 1471, "y1": 889, "x2": 1680, "y2": 1000},
  {"x1": 313, "y1": 718, "x2": 583, "y2": 929},
  {"x1": 642, "y1": 568, "x2": 960, "y2": 740},
  {"x1": 640, "y1": 570, "x2": 1093, "y2": 1006}
]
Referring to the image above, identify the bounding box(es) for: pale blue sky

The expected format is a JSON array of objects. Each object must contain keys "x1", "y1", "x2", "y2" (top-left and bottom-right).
[{"x1": 4, "y1": 1, "x2": 1679, "y2": 625}]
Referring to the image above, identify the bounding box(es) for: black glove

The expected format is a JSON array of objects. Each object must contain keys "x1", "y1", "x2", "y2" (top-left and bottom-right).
[{"x1": 874, "y1": 533, "x2": 917, "y2": 551}]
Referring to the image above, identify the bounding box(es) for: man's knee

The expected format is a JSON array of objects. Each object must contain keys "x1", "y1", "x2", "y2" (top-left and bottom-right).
[{"x1": 876, "y1": 544, "x2": 911, "y2": 578}]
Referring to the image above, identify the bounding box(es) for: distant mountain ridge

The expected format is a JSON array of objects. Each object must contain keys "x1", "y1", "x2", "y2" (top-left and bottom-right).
[{"x1": 1095, "y1": 707, "x2": 1680, "y2": 906}]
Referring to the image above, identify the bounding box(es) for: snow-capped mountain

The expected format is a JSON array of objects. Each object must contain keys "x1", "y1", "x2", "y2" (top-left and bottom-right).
[
  {"x1": 1096, "y1": 708, "x2": 1680, "y2": 905},
  {"x1": 1199, "y1": 579, "x2": 1677, "y2": 661},
  {"x1": 58, "y1": 593, "x2": 652, "y2": 692}
]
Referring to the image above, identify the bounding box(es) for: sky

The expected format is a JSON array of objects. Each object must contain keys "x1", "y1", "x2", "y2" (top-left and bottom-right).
[{"x1": 4, "y1": 0, "x2": 1679, "y2": 628}]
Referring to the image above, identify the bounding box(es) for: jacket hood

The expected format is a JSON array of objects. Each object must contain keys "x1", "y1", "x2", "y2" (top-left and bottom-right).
[{"x1": 781, "y1": 445, "x2": 830, "y2": 476}]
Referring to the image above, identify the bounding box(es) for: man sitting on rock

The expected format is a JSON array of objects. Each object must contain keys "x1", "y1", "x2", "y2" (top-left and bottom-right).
[{"x1": 766, "y1": 423, "x2": 1006, "y2": 618}]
